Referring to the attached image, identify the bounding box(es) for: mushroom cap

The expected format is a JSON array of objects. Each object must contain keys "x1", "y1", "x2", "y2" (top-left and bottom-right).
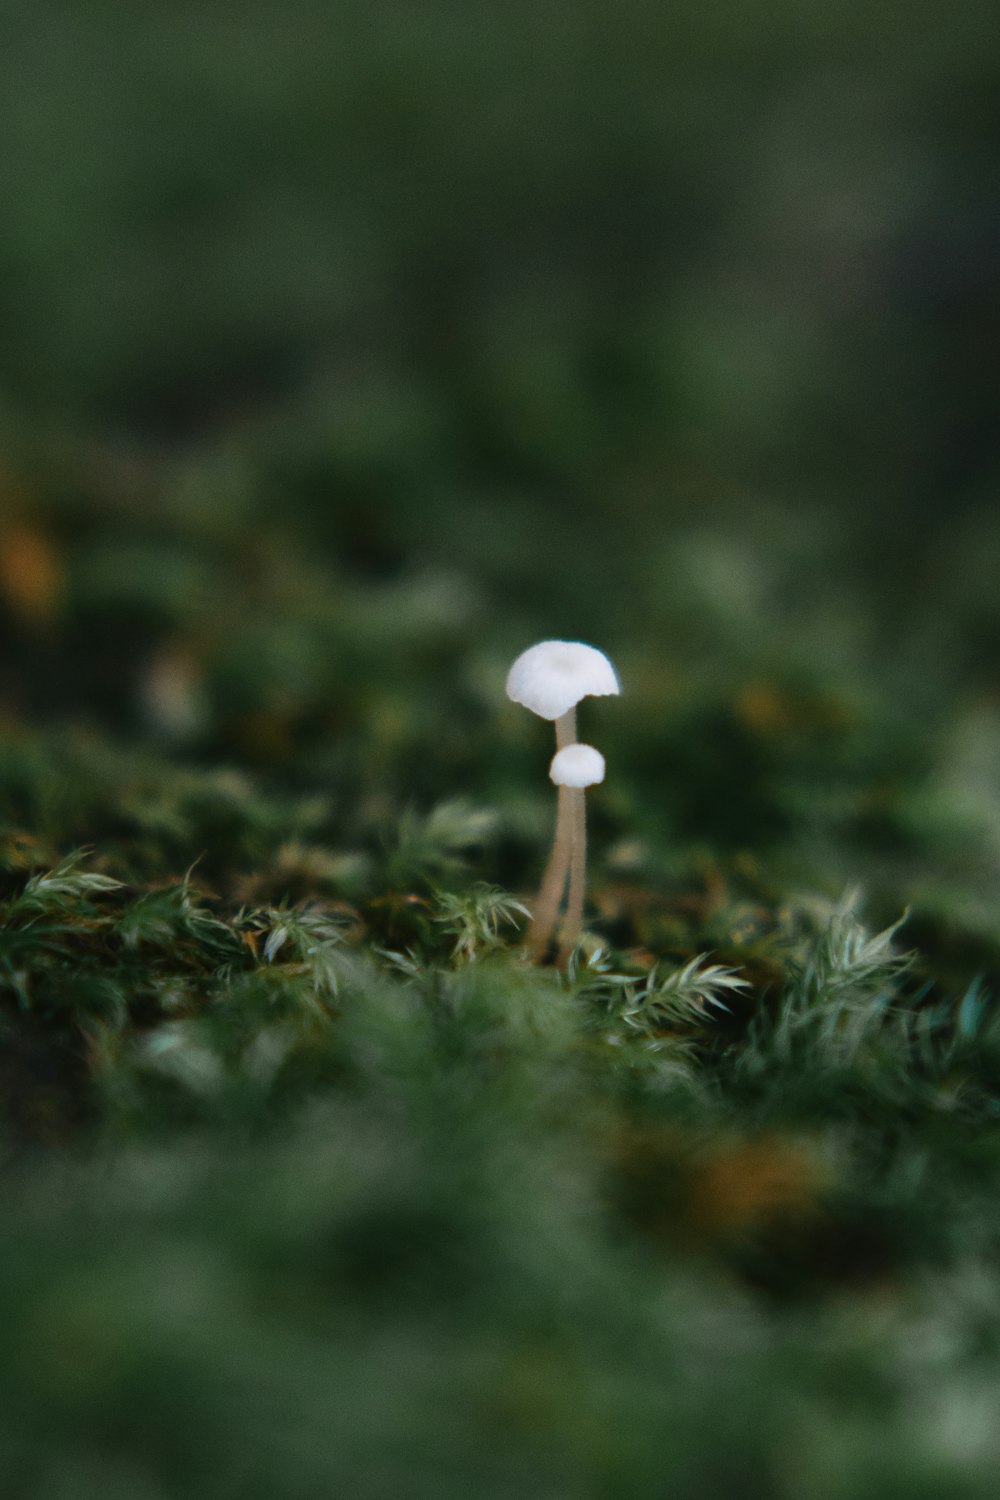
[
  {"x1": 549, "y1": 742, "x2": 606, "y2": 788},
  {"x1": 506, "y1": 640, "x2": 620, "y2": 721}
]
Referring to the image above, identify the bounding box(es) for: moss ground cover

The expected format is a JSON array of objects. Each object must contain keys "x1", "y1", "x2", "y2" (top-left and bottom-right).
[{"x1": 3, "y1": 2, "x2": 1000, "y2": 1493}]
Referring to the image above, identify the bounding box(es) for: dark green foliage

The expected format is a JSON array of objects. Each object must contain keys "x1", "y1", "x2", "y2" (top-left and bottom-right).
[
  {"x1": 2, "y1": 835, "x2": 1000, "y2": 1494},
  {"x1": 2, "y1": 0, "x2": 1000, "y2": 1492}
]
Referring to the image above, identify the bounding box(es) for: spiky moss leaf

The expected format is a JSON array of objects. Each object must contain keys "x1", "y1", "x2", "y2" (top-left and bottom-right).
[
  {"x1": 621, "y1": 954, "x2": 752, "y2": 1038},
  {"x1": 792, "y1": 901, "x2": 914, "y2": 1006},
  {"x1": 433, "y1": 884, "x2": 531, "y2": 964},
  {"x1": 13, "y1": 852, "x2": 123, "y2": 912},
  {"x1": 115, "y1": 884, "x2": 241, "y2": 958}
]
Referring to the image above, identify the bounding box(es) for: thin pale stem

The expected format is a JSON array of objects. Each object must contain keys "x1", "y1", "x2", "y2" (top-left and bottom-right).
[
  {"x1": 526, "y1": 707, "x2": 577, "y2": 961},
  {"x1": 526, "y1": 784, "x2": 571, "y2": 959},
  {"x1": 555, "y1": 707, "x2": 576, "y2": 751},
  {"x1": 557, "y1": 786, "x2": 586, "y2": 969}
]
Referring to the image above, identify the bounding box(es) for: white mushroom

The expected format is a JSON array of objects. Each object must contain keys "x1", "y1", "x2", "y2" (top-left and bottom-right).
[
  {"x1": 549, "y1": 743, "x2": 606, "y2": 788},
  {"x1": 506, "y1": 640, "x2": 619, "y2": 726},
  {"x1": 506, "y1": 641, "x2": 619, "y2": 964}
]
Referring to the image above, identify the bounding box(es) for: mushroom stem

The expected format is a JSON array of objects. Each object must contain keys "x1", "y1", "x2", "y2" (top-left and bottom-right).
[
  {"x1": 527, "y1": 785, "x2": 571, "y2": 959},
  {"x1": 526, "y1": 707, "x2": 577, "y2": 959},
  {"x1": 558, "y1": 785, "x2": 587, "y2": 968},
  {"x1": 554, "y1": 706, "x2": 577, "y2": 752}
]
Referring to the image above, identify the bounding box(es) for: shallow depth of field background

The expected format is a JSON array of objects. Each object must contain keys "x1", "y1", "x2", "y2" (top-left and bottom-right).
[
  {"x1": 2, "y1": 4, "x2": 1000, "y2": 1497},
  {"x1": 3, "y1": 1, "x2": 998, "y2": 776},
  {"x1": 2, "y1": 2, "x2": 999, "y2": 944}
]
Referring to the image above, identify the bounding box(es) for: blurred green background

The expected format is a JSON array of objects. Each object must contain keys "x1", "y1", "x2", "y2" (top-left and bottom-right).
[
  {"x1": 2, "y1": 0, "x2": 999, "y2": 912},
  {"x1": 3, "y1": 3, "x2": 1000, "y2": 1495},
  {"x1": 2, "y1": 0, "x2": 998, "y2": 769}
]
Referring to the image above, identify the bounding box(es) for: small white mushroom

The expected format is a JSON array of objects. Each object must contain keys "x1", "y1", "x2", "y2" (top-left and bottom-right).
[
  {"x1": 506, "y1": 640, "x2": 620, "y2": 726},
  {"x1": 506, "y1": 642, "x2": 619, "y2": 965},
  {"x1": 549, "y1": 743, "x2": 605, "y2": 787}
]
